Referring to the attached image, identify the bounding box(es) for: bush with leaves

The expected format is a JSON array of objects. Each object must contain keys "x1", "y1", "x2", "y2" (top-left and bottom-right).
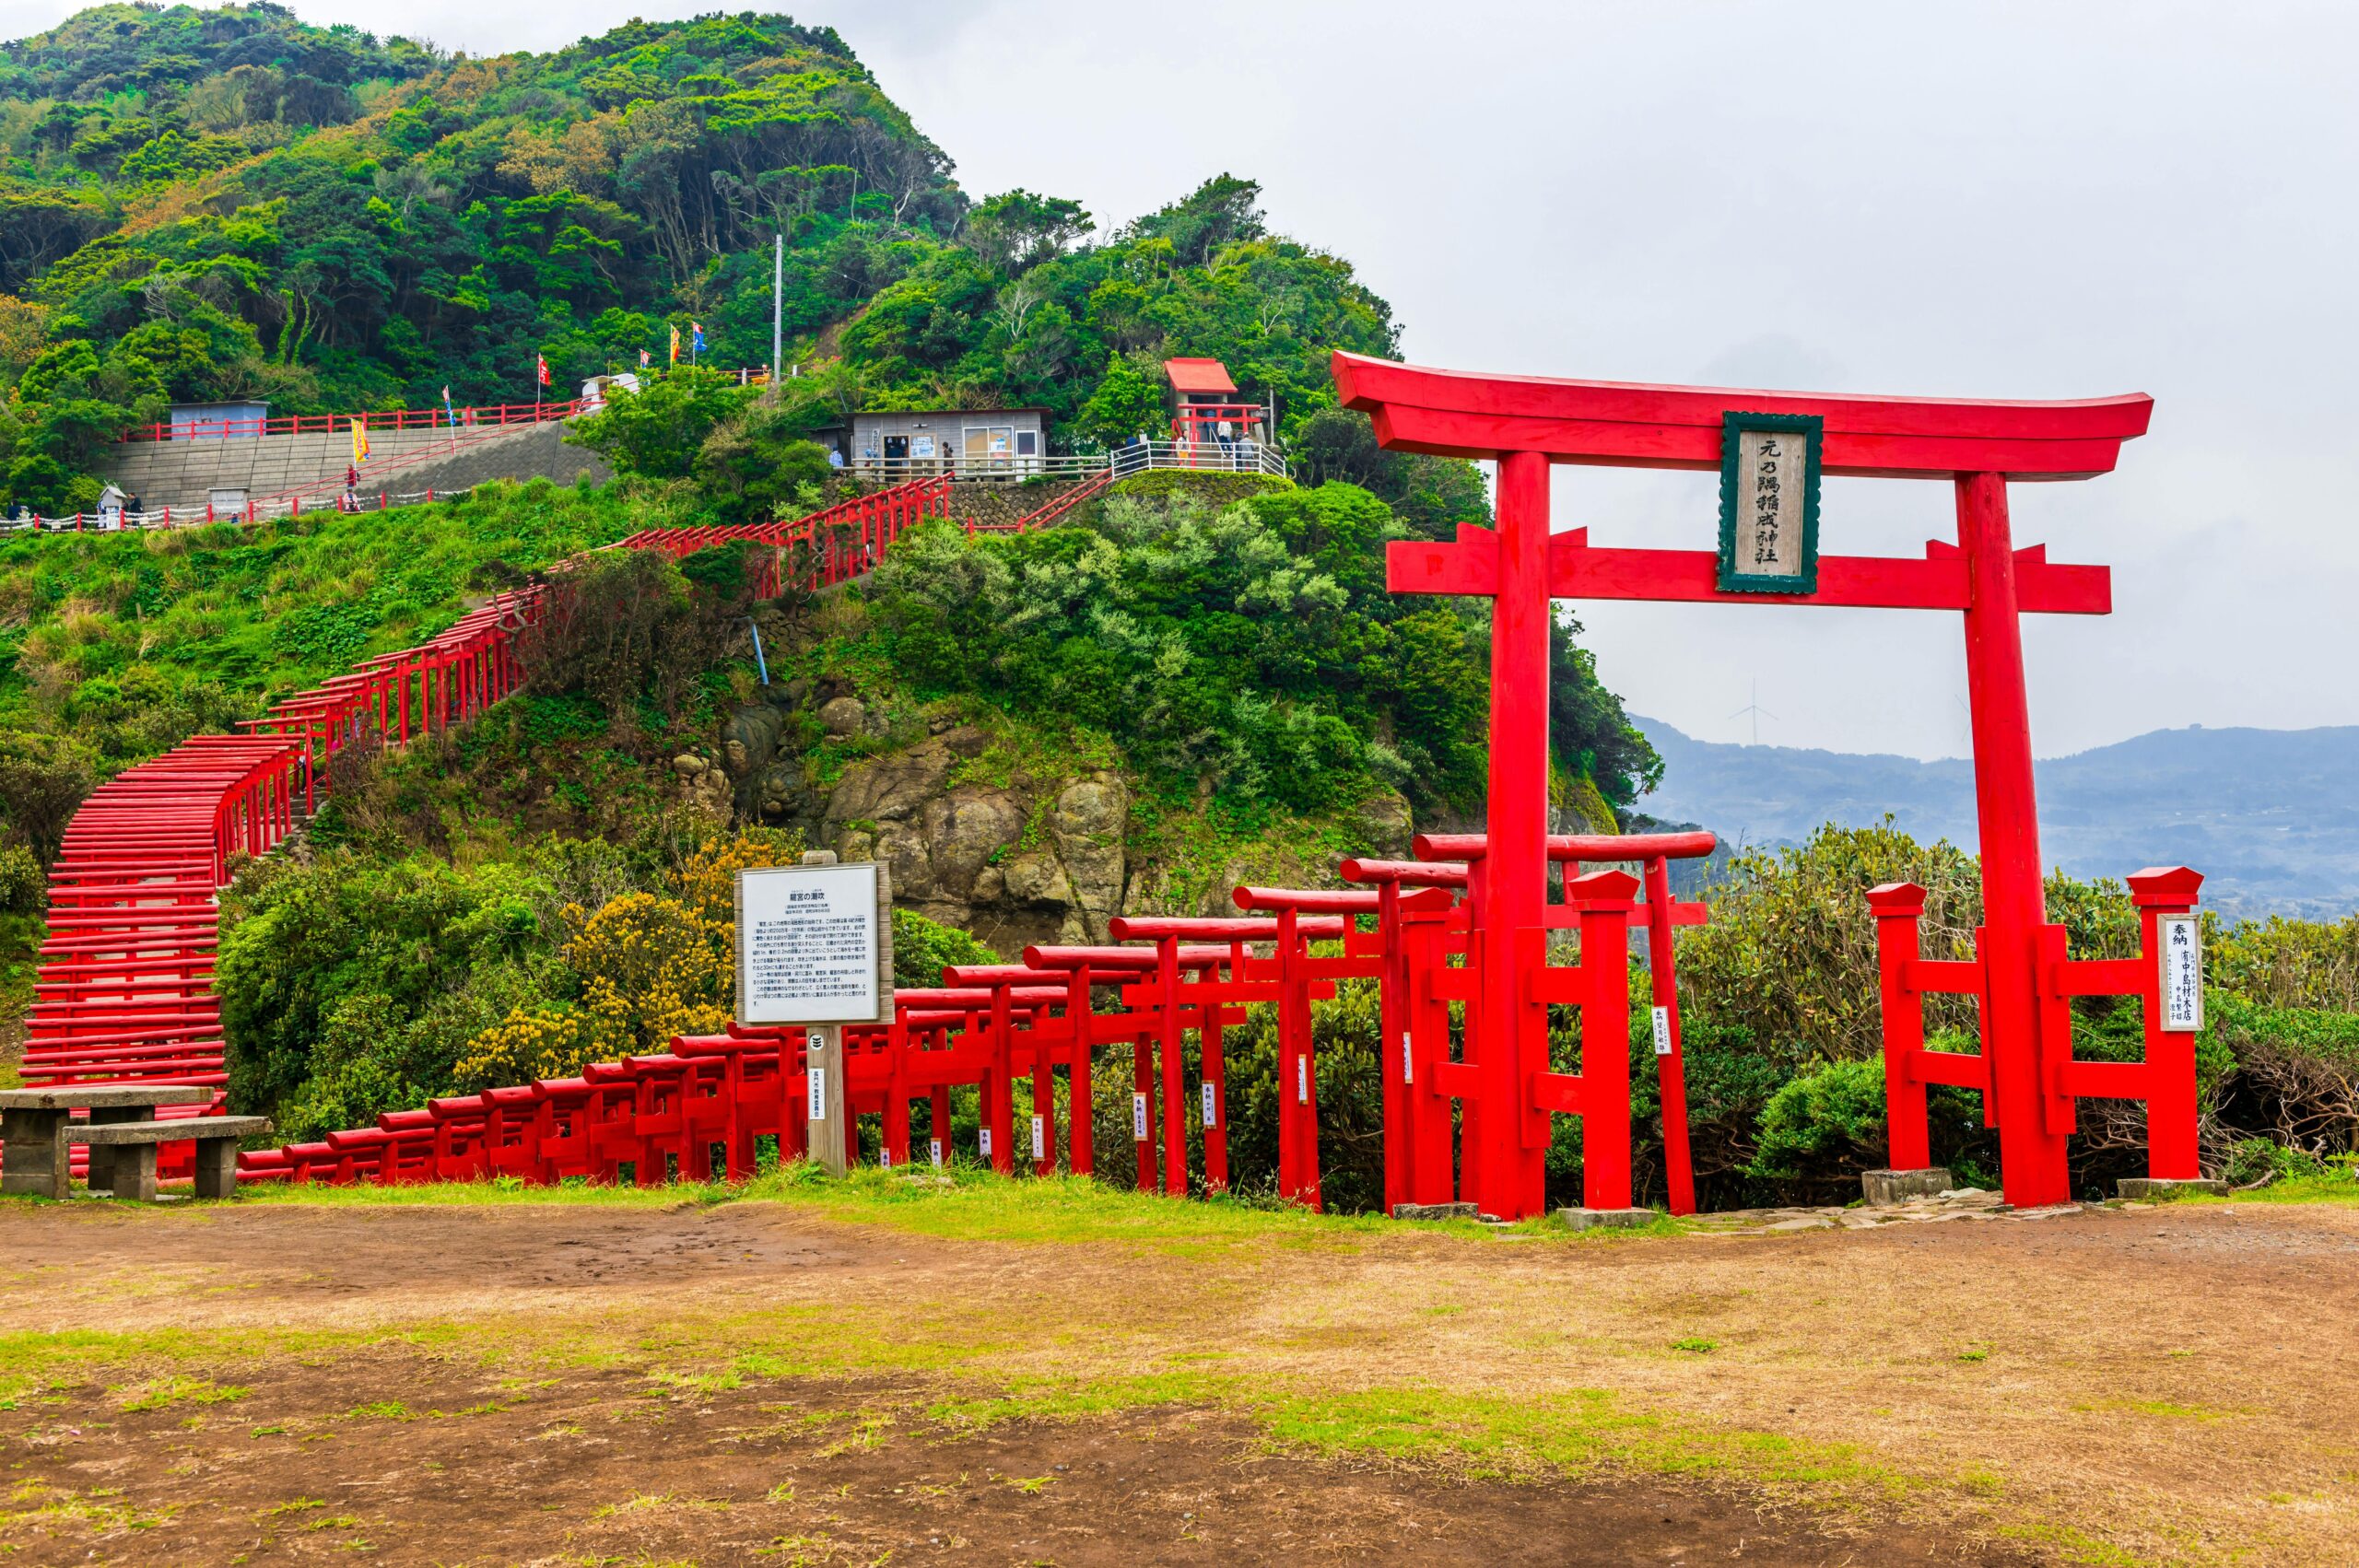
[
  {"x1": 864, "y1": 485, "x2": 1651, "y2": 819},
  {"x1": 565, "y1": 370, "x2": 757, "y2": 481},
  {"x1": 692, "y1": 404, "x2": 833, "y2": 519},
  {"x1": 0, "y1": 728, "x2": 94, "y2": 863},
  {"x1": 217, "y1": 853, "x2": 572, "y2": 1139}
]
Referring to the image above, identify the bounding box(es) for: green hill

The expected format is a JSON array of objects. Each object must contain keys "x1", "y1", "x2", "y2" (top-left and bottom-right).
[{"x1": 0, "y1": 4, "x2": 1408, "y2": 515}]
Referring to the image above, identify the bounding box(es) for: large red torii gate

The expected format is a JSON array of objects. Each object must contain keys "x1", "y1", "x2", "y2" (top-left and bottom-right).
[{"x1": 1337, "y1": 350, "x2": 2154, "y2": 1218}]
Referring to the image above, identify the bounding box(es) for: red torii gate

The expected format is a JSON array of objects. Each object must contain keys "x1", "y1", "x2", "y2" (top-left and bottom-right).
[{"x1": 1338, "y1": 350, "x2": 2154, "y2": 1216}]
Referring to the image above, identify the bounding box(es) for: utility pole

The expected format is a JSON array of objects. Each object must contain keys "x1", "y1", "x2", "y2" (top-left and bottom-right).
[{"x1": 771, "y1": 232, "x2": 784, "y2": 404}]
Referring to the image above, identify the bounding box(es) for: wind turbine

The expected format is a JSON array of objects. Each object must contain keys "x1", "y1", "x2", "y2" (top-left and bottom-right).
[{"x1": 1730, "y1": 679, "x2": 1778, "y2": 746}]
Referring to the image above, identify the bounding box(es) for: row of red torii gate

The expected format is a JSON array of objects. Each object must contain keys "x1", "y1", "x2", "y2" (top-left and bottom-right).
[{"x1": 243, "y1": 350, "x2": 2208, "y2": 1217}]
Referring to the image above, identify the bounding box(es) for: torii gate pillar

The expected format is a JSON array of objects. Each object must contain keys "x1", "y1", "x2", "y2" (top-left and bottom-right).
[
  {"x1": 1343, "y1": 351, "x2": 2152, "y2": 1216},
  {"x1": 1954, "y1": 471, "x2": 2069, "y2": 1205}
]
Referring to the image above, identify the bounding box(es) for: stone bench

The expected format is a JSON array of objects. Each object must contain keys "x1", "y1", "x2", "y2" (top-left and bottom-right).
[
  {"x1": 2, "y1": 1086, "x2": 214, "y2": 1200},
  {"x1": 68, "y1": 1117, "x2": 274, "y2": 1201}
]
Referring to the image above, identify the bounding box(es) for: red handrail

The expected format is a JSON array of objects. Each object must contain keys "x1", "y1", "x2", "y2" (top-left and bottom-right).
[{"x1": 115, "y1": 399, "x2": 594, "y2": 443}]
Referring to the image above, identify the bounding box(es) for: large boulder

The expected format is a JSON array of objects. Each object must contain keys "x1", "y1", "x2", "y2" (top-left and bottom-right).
[{"x1": 1049, "y1": 774, "x2": 1129, "y2": 942}]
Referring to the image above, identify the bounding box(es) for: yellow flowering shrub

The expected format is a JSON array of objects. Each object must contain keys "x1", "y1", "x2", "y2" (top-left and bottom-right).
[
  {"x1": 563, "y1": 890, "x2": 732, "y2": 1057},
  {"x1": 451, "y1": 1006, "x2": 613, "y2": 1091},
  {"x1": 672, "y1": 826, "x2": 804, "y2": 925},
  {"x1": 445, "y1": 828, "x2": 806, "y2": 1090}
]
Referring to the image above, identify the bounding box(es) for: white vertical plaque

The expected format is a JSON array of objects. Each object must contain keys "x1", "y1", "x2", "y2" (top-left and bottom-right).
[
  {"x1": 1030, "y1": 1115, "x2": 1046, "y2": 1160},
  {"x1": 2159, "y1": 916, "x2": 2202, "y2": 1033},
  {"x1": 929, "y1": 1137, "x2": 943, "y2": 1167},
  {"x1": 1296, "y1": 1055, "x2": 1309, "y2": 1105},
  {"x1": 1201, "y1": 1082, "x2": 1217, "y2": 1129},
  {"x1": 806, "y1": 1064, "x2": 827, "y2": 1120},
  {"x1": 1402, "y1": 1031, "x2": 1414, "y2": 1085},
  {"x1": 1651, "y1": 1005, "x2": 1673, "y2": 1056}
]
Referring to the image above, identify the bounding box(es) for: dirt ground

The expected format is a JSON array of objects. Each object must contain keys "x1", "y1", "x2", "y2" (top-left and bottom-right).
[{"x1": 3, "y1": 1193, "x2": 2354, "y2": 1565}]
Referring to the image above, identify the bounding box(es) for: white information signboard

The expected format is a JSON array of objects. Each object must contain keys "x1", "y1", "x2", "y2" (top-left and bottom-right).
[
  {"x1": 736, "y1": 862, "x2": 890, "y2": 1024},
  {"x1": 1650, "y1": 1005, "x2": 1674, "y2": 1057},
  {"x1": 2159, "y1": 915, "x2": 2202, "y2": 1033}
]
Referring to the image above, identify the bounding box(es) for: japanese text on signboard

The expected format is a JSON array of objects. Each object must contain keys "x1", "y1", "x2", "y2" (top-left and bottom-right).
[
  {"x1": 2160, "y1": 916, "x2": 2202, "y2": 1032},
  {"x1": 736, "y1": 862, "x2": 883, "y2": 1024},
  {"x1": 1717, "y1": 411, "x2": 1821, "y2": 594}
]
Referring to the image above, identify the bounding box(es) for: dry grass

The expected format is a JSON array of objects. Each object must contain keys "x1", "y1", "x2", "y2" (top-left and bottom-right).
[{"x1": 1, "y1": 1185, "x2": 2353, "y2": 1564}]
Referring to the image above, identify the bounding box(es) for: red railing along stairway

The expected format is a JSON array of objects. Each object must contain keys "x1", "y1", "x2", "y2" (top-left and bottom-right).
[{"x1": 3, "y1": 471, "x2": 1106, "y2": 1183}]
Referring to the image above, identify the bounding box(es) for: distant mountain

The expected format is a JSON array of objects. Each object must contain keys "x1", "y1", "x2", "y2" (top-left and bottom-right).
[{"x1": 1634, "y1": 718, "x2": 2359, "y2": 919}]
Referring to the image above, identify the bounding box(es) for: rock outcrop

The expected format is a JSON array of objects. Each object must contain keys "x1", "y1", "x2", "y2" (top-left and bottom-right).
[{"x1": 709, "y1": 685, "x2": 1416, "y2": 957}]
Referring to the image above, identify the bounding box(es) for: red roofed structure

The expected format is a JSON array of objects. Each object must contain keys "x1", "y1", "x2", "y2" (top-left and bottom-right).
[
  {"x1": 1160, "y1": 356, "x2": 1270, "y2": 462},
  {"x1": 1162, "y1": 357, "x2": 1238, "y2": 397}
]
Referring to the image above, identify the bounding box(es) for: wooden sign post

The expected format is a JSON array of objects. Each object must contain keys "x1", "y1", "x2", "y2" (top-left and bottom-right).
[{"x1": 736, "y1": 849, "x2": 894, "y2": 1176}]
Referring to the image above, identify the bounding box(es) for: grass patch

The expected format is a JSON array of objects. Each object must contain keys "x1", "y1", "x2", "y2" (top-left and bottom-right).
[
  {"x1": 240, "y1": 1178, "x2": 737, "y2": 1211},
  {"x1": 2180, "y1": 1174, "x2": 2359, "y2": 1208},
  {"x1": 115, "y1": 1375, "x2": 251, "y2": 1411},
  {"x1": 235, "y1": 1164, "x2": 1455, "y2": 1255}
]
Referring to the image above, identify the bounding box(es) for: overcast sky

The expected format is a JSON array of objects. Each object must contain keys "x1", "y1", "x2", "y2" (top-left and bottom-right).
[{"x1": 8, "y1": 0, "x2": 2354, "y2": 759}]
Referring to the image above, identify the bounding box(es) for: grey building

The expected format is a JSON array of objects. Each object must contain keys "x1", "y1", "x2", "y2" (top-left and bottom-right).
[
  {"x1": 167, "y1": 400, "x2": 271, "y2": 439},
  {"x1": 847, "y1": 407, "x2": 1050, "y2": 478}
]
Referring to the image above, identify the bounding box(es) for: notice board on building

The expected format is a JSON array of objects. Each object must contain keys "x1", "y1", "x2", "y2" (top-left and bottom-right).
[{"x1": 735, "y1": 861, "x2": 894, "y2": 1024}]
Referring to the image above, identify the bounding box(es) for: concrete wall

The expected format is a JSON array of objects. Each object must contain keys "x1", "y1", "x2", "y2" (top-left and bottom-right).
[{"x1": 94, "y1": 420, "x2": 610, "y2": 510}]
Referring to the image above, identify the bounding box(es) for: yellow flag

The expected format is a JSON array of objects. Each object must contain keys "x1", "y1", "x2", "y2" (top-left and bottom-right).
[
  {"x1": 668, "y1": 324, "x2": 680, "y2": 365},
  {"x1": 350, "y1": 417, "x2": 370, "y2": 467}
]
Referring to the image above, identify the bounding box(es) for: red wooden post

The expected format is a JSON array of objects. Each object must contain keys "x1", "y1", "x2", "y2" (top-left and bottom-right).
[
  {"x1": 1403, "y1": 907, "x2": 1456, "y2": 1205},
  {"x1": 1132, "y1": 1024, "x2": 1156, "y2": 1190},
  {"x1": 1868, "y1": 882, "x2": 1933, "y2": 1170},
  {"x1": 1274, "y1": 905, "x2": 1323, "y2": 1209},
  {"x1": 1201, "y1": 949, "x2": 1229, "y2": 1192},
  {"x1": 1030, "y1": 1000, "x2": 1057, "y2": 1176},
  {"x1": 1569, "y1": 870, "x2": 1637, "y2": 1211},
  {"x1": 1477, "y1": 451, "x2": 1553, "y2": 1220},
  {"x1": 1157, "y1": 934, "x2": 1187, "y2": 1194},
  {"x1": 1065, "y1": 965, "x2": 1095, "y2": 1176},
  {"x1": 1955, "y1": 472, "x2": 2071, "y2": 1207},
  {"x1": 2129, "y1": 866, "x2": 2204, "y2": 1179},
  {"x1": 989, "y1": 982, "x2": 1015, "y2": 1174},
  {"x1": 1640, "y1": 854, "x2": 1697, "y2": 1216},
  {"x1": 1376, "y1": 878, "x2": 1410, "y2": 1213},
  {"x1": 885, "y1": 1014, "x2": 913, "y2": 1167},
  {"x1": 929, "y1": 1083, "x2": 951, "y2": 1166}
]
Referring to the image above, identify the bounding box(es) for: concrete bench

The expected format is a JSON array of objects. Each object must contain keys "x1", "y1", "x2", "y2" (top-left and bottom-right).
[
  {"x1": 68, "y1": 1117, "x2": 274, "y2": 1201},
  {"x1": 2, "y1": 1086, "x2": 214, "y2": 1199}
]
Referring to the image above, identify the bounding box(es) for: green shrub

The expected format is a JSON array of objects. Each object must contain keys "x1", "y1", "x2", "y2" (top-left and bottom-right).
[
  {"x1": 217, "y1": 853, "x2": 574, "y2": 1136},
  {"x1": 891, "y1": 907, "x2": 999, "y2": 989},
  {"x1": 0, "y1": 844, "x2": 44, "y2": 912},
  {"x1": 0, "y1": 729, "x2": 95, "y2": 864},
  {"x1": 2209, "y1": 991, "x2": 2359, "y2": 1155},
  {"x1": 1107, "y1": 470, "x2": 1293, "y2": 505},
  {"x1": 861, "y1": 486, "x2": 1651, "y2": 819},
  {"x1": 2220, "y1": 1137, "x2": 2328, "y2": 1187},
  {"x1": 1748, "y1": 1056, "x2": 1889, "y2": 1184}
]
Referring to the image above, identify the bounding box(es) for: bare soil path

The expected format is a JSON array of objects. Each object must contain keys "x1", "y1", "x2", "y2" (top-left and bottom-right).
[{"x1": 2, "y1": 1186, "x2": 2353, "y2": 1565}]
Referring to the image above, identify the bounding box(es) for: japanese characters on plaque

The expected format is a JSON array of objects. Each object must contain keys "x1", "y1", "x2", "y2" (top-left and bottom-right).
[
  {"x1": 734, "y1": 861, "x2": 890, "y2": 1024},
  {"x1": 2158, "y1": 915, "x2": 2202, "y2": 1033},
  {"x1": 1716, "y1": 411, "x2": 1824, "y2": 595}
]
